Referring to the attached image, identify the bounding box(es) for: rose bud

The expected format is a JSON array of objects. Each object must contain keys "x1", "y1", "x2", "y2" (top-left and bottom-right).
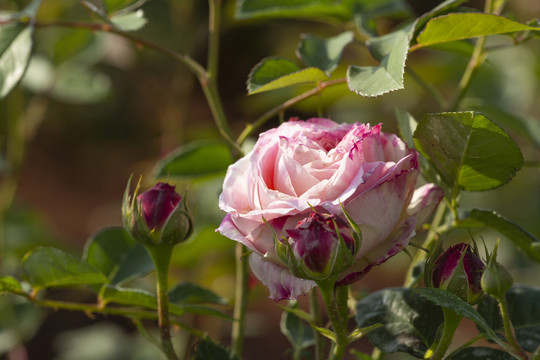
[
  {"x1": 431, "y1": 243, "x2": 485, "y2": 305},
  {"x1": 281, "y1": 213, "x2": 357, "y2": 281},
  {"x1": 481, "y1": 241, "x2": 513, "y2": 299},
  {"x1": 122, "y1": 178, "x2": 193, "y2": 246}
]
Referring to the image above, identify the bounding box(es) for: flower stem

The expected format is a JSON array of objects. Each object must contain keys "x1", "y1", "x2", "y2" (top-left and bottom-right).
[
  {"x1": 145, "y1": 244, "x2": 178, "y2": 360},
  {"x1": 231, "y1": 243, "x2": 249, "y2": 358},
  {"x1": 497, "y1": 295, "x2": 529, "y2": 360},
  {"x1": 318, "y1": 281, "x2": 349, "y2": 360},
  {"x1": 429, "y1": 307, "x2": 462, "y2": 360},
  {"x1": 310, "y1": 289, "x2": 324, "y2": 360}
]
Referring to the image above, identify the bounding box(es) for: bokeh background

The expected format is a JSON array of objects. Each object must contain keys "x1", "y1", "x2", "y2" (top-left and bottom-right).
[{"x1": 1, "y1": 0, "x2": 540, "y2": 359}]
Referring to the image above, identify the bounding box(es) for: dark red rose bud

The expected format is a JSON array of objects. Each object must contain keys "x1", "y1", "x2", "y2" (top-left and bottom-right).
[
  {"x1": 122, "y1": 178, "x2": 192, "y2": 246},
  {"x1": 431, "y1": 243, "x2": 485, "y2": 304},
  {"x1": 285, "y1": 213, "x2": 355, "y2": 280},
  {"x1": 137, "y1": 183, "x2": 182, "y2": 231}
]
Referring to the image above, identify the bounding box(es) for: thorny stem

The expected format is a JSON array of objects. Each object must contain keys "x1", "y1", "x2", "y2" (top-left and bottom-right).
[
  {"x1": 13, "y1": 291, "x2": 205, "y2": 338},
  {"x1": 318, "y1": 280, "x2": 349, "y2": 360},
  {"x1": 236, "y1": 78, "x2": 347, "y2": 145}
]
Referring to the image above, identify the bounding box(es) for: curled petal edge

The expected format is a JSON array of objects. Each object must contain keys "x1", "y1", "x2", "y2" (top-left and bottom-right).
[{"x1": 249, "y1": 253, "x2": 316, "y2": 302}]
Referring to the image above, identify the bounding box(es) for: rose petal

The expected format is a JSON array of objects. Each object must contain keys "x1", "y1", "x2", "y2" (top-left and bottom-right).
[
  {"x1": 337, "y1": 216, "x2": 416, "y2": 286},
  {"x1": 249, "y1": 253, "x2": 316, "y2": 301},
  {"x1": 407, "y1": 183, "x2": 444, "y2": 231}
]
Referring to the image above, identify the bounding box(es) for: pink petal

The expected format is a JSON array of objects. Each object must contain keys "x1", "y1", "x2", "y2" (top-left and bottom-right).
[
  {"x1": 407, "y1": 184, "x2": 444, "y2": 231},
  {"x1": 249, "y1": 253, "x2": 316, "y2": 301},
  {"x1": 337, "y1": 216, "x2": 416, "y2": 286}
]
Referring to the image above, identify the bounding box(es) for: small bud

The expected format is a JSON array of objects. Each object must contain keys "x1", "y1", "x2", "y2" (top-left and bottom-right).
[
  {"x1": 481, "y1": 241, "x2": 513, "y2": 299},
  {"x1": 285, "y1": 213, "x2": 355, "y2": 281},
  {"x1": 431, "y1": 243, "x2": 485, "y2": 305},
  {"x1": 122, "y1": 177, "x2": 193, "y2": 246}
]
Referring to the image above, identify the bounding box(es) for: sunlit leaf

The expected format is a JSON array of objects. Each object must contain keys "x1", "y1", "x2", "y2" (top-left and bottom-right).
[
  {"x1": 413, "y1": 112, "x2": 523, "y2": 191},
  {"x1": 84, "y1": 227, "x2": 154, "y2": 285},
  {"x1": 356, "y1": 287, "x2": 443, "y2": 357},
  {"x1": 22, "y1": 247, "x2": 108, "y2": 290},
  {"x1": 111, "y1": 9, "x2": 147, "y2": 31},
  {"x1": 235, "y1": 0, "x2": 351, "y2": 20},
  {"x1": 416, "y1": 13, "x2": 540, "y2": 49},
  {"x1": 458, "y1": 209, "x2": 540, "y2": 263},
  {"x1": 104, "y1": 0, "x2": 148, "y2": 15},
  {"x1": 152, "y1": 141, "x2": 233, "y2": 179},
  {"x1": 0, "y1": 23, "x2": 33, "y2": 98},
  {"x1": 478, "y1": 285, "x2": 540, "y2": 352},
  {"x1": 247, "y1": 57, "x2": 328, "y2": 95},
  {"x1": 347, "y1": 24, "x2": 412, "y2": 97},
  {"x1": 0, "y1": 276, "x2": 22, "y2": 293},
  {"x1": 414, "y1": 0, "x2": 467, "y2": 36},
  {"x1": 296, "y1": 31, "x2": 353, "y2": 74}
]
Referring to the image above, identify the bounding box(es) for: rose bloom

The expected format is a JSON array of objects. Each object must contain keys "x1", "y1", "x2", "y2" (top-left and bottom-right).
[{"x1": 218, "y1": 118, "x2": 443, "y2": 301}]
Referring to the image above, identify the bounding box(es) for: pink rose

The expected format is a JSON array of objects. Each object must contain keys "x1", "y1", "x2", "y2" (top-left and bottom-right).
[{"x1": 218, "y1": 118, "x2": 443, "y2": 301}]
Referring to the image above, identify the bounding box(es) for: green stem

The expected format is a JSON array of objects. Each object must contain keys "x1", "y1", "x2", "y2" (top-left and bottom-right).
[
  {"x1": 447, "y1": 0, "x2": 492, "y2": 112},
  {"x1": 231, "y1": 243, "x2": 249, "y2": 358},
  {"x1": 318, "y1": 281, "x2": 349, "y2": 360},
  {"x1": 236, "y1": 78, "x2": 347, "y2": 145},
  {"x1": 310, "y1": 289, "x2": 324, "y2": 360},
  {"x1": 145, "y1": 244, "x2": 178, "y2": 360},
  {"x1": 429, "y1": 308, "x2": 462, "y2": 360},
  {"x1": 498, "y1": 295, "x2": 529, "y2": 360}
]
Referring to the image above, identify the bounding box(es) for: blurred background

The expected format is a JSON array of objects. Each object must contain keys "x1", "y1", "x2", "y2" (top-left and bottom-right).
[{"x1": 1, "y1": 0, "x2": 539, "y2": 359}]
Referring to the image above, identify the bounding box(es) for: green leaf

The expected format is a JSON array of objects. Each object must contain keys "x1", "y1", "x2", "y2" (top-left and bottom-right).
[
  {"x1": 0, "y1": 23, "x2": 33, "y2": 98},
  {"x1": 280, "y1": 301, "x2": 315, "y2": 351},
  {"x1": 416, "y1": 13, "x2": 540, "y2": 48},
  {"x1": 415, "y1": 288, "x2": 508, "y2": 349},
  {"x1": 355, "y1": 287, "x2": 443, "y2": 358},
  {"x1": 168, "y1": 282, "x2": 228, "y2": 305},
  {"x1": 194, "y1": 337, "x2": 238, "y2": 360},
  {"x1": 463, "y1": 102, "x2": 540, "y2": 150},
  {"x1": 347, "y1": 24, "x2": 412, "y2": 97},
  {"x1": 0, "y1": 276, "x2": 22, "y2": 293},
  {"x1": 235, "y1": 0, "x2": 351, "y2": 20},
  {"x1": 22, "y1": 247, "x2": 108, "y2": 290},
  {"x1": 296, "y1": 31, "x2": 354, "y2": 74},
  {"x1": 110, "y1": 9, "x2": 147, "y2": 31},
  {"x1": 151, "y1": 141, "x2": 233, "y2": 179},
  {"x1": 447, "y1": 347, "x2": 515, "y2": 360},
  {"x1": 478, "y1": 285, "x2": 540, "y2": 352},
  {"x1": 101, "y1": 285, "x2": 231, "y2": 320},
  {"x1": 100, "y1": 284, "x2": 158, "y2": 309},
  {"x1": 413, "y1": 112, "x2": 523, "y2": 191},
  {"x1": 247, "y1": 57, "x2": 328, "y2": 95},
  {"x1": 457, "y1": 209, "x2": 540, "y2": 263},
  {"x1": 395, "y1": 108, "x2": 417, "y2": 148},
  {"x1": 104, "y1": 0, "x2": 148, "y2": 15},
  {"x1": 83, "y1": 227, "x2": 154, "y2": 285},
  {"x1": 414, "y1": 0, "x2": 467, "y2": 36}
]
